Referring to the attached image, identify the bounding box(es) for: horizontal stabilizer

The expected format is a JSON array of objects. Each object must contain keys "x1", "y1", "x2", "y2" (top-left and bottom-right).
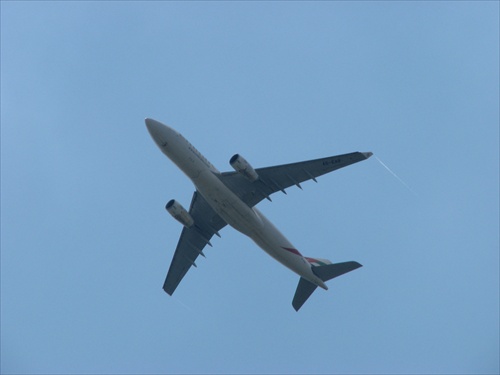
[
  {"x1": 312, "y1": 261, "x2": 362, "y2": 282},
  {"x1": 292, "y1": 277, "x2": 318, "y2": 311}
]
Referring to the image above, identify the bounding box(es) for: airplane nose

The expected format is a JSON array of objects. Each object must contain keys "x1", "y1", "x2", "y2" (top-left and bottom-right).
[
  {"x1": 145, "y1": 118, "x2": 169, "y2": 149},
  {"x1": 145, "y1": 118, "x2": 162, "y2": 137}
]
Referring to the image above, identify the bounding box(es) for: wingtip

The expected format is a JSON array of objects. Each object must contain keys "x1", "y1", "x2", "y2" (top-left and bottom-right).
[{"x1": 362, "y1": 152, "x2": 373, "y2": 159}]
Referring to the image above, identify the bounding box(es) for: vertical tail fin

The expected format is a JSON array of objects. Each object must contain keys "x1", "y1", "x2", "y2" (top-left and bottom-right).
[{"x1": 292, "y1": 261, "x2": 362, "y2": 311}]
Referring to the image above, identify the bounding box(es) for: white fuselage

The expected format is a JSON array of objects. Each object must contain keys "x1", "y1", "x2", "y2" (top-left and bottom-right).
[{"x1": 146, "y1": 120, "x2": 327, "y2": 290}]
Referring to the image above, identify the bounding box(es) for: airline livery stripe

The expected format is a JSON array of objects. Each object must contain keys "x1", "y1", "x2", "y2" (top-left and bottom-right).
[
  {"x1": 282, "y1": 247, "x2": 303, "y2": 256},
  {"x1": 305, "y1": 257, "x2": 328, "y2": 266}
]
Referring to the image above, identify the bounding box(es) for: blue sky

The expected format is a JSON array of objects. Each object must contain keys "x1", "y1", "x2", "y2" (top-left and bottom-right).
[{"x1": 1, "y1": 2, "x2": 498, "y2": 374}]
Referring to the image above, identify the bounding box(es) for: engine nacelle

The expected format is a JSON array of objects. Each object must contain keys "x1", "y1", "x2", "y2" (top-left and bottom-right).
[
  {"x1": 229, "y1": 154, "x2": 259, "y2": 182},
  {"x1": 166, "y1": 199, "x2": 194, "y2": 228}
]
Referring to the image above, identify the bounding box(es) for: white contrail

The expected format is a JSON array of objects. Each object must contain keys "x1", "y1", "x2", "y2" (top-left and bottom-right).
[
  {"x1": 176, "y1": 298, "x2": 193, "y2": 312},
  {"x1": 375, "y1": 155, "x2": 419, "y2": 198}
]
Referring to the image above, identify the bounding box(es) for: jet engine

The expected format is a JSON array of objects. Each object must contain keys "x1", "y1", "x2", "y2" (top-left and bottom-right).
[
  {"x1": 166, "y1": 199, "x2": 194, "y2": 228},
  {"x1": 229, "y1": 154, "x2": 259, "y2": 182}
]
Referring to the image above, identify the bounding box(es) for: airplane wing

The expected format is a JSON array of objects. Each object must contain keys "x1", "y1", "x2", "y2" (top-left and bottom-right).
[
  {"x1": 218, "y1": 151, "x2": 372, "y2": 208},
  {"x1": 163, "y1": 191, "x2": 227, "y2": 295}
]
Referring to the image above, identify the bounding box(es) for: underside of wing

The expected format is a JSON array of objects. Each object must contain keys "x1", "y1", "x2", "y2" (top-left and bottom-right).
[
  {"x1": 163, "y1": 191, "x2": 227, "y2": 295},
  {"x1": 219, "y1": 151, "x2": 372, "y2": 207}
]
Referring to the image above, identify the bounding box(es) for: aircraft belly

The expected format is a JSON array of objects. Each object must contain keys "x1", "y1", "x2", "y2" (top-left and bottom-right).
[
  {"x1": 194, "y1": 170, "x2": 316, "y2": 283},
  {"x1": 249, "y1": 209, "x2": 313, "y2": 277},
  {"x1": 194, "y1": 170, "x2": 262, "y2": 235},
  {"x1": 165, "y1": 142, "x2": 202, "y2": 180}
]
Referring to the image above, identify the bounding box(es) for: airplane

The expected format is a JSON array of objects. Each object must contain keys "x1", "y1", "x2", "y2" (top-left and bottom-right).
[{"x1": 145, "y1": 118, "x2": 372, "y2": 311}]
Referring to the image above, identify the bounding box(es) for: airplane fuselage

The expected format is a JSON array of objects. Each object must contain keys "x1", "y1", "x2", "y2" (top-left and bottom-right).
[{"x1": 147, "y1": 121, "x2": 328, "y2": 290}]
